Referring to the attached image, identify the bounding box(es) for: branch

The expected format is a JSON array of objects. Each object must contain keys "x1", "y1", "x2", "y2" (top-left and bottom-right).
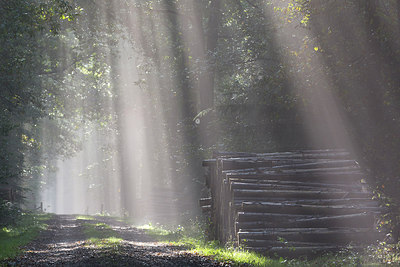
[{"x1": 36, "y1": 54, "x2": 93, "y2": 76}]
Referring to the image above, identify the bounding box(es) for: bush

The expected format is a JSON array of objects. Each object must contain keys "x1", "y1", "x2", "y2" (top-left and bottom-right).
[{"x1": 0, "y1": 201, "x2": 22, "y2": 227}]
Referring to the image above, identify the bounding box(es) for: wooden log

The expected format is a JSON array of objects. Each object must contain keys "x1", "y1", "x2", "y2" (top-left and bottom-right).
[
  {"x1": 211, "y1": 150, "x2": 353, "y2": 171},
  {"x1": 202, "y1": 159, "x2": 216, "y2": 167},
  {"x1": 292, "y1": 212, "x2": 377, "y2": 228},
  {"x1": 236, "y1": 213, "x2": 377, "y2": 229},
  {"x1": 238, "y1": 228, "x2": 380, "y2": 244},
  {"x1": 229, "y1": 180, "x2": 365, "y2": 191},
  {"x1": 233, "y1": 198, "x2": 377, "y2": 207},
  {"x1": 220, "y1": 158, "x2": 324, "y2": 171},
  {"x1": 270, "y1": 160, "x2": 358, "y2": 170},
  {"x1": 233, "y1": 189, "x2": 371, "y2": 200},
  {"x1": 240, "y1": 239, "x2": 333, "y2": 248},
  {"x1": 245, "y1": 151, "x2": 351, "y2": 160},
  {"x1": 230, "y1": 182, "x2": 346, "y2": 192},
  {"x1": 201, "y1": 205, "x2": 211, "y2": 213},
  {"x1": 213, "y1": 151, "x2": 257, "y2": 158},
  {"x1": 240, "y1": 201, "x2": 381, "y2": 215},
  {"x1": 237, "y1": 212, "x2": 316, "y2": 222},
  {"x1": 247, "y1": 246, "x2": 357, "y2": 258},
  {"x1": 224, "y1": 166, "x2": 361, "y2": 176},
  {"x1": 225, "y1": 170, "x2": 364, "y2": 184},
  {"x1": 199, "y1": 197, "x2": 212, "y2": 207},
  {"x1": 279, "y1": 198, "x2": 377, "y2": 206},
  {"x1": 218, "y1": 149, "x2": 350, "y2": 160},
  {"x1": 221, "y1": 157, "x2": 357, "y2": 168}
]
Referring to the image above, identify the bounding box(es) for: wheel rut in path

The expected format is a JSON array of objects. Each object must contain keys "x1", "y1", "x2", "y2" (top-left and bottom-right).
[{"x1": 3, "y1": 215, "x2": 232, "y2": 266}]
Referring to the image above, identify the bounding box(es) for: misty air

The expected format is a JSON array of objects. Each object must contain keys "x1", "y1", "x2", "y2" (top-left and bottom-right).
[{"x1": 1, "y1": 0, "x2": 400, "y2": 266}]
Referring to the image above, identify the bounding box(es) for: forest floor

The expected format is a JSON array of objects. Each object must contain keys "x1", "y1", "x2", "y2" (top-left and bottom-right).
[{"x1": 1, "y1": 215, "x2": 233, "y2": 266}]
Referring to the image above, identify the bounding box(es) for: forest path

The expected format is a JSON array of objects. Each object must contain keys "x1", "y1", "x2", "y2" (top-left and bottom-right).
[{"x1": 4, "y1": 215, "x2": 230, "y2": 266}]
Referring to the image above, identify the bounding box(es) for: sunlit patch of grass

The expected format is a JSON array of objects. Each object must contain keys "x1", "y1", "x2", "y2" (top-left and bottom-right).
[
  {"x1": 86, "y1": 236, "x2": 123, "y2": 248},
  {"x1": 82, "y1": 222, "x2": 115, "y2": 238},
  {"x1": 137, "y1": 223, "x2": 178, "y2": 239},
  {"x1": 138, "y1": 221, "x2": 284, "y2": 266},
  {"x1": 81, "y1": 222, "x2": 122, "y2": 249},
  {"x1": 0, "y1": 213, "x2": 52, "y2": 260},
  {"x1": 76, "y1": 215, "x2": 95, "y2": 221},
  {"x1": 190, "y1": 240, "x2": 285, "y2": 267}
]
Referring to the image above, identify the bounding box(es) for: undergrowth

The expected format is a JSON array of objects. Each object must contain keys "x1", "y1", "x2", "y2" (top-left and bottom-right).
[
  {"x1": 139, "y1": 218, "x2": 400, "y2": 266},
  {"x1": 0, "y1": 210, "x2": 52, "y2": 261},
  {"x1": 138, "y1": 220, "x2": 285, "y2": 266}
]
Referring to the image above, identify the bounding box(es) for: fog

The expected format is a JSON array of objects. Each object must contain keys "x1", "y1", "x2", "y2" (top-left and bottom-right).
[{"x1": 29, "y1": 0, "x2": 400, "y2": 227}]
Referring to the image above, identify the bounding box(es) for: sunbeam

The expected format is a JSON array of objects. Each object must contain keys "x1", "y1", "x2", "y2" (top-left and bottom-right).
[{"x1": 2, "y1": 0, "x2": 400, "y2": 263}]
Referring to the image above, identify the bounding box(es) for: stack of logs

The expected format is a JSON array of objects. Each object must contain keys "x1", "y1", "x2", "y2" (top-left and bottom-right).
[{"x1": 201, "y1": 149, "x2": 382, "y2": 257}]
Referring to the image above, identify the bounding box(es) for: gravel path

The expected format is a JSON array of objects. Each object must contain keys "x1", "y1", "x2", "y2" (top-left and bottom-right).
[{"x1": 3, "y1": 215, "x2": 233, "y2": 266}]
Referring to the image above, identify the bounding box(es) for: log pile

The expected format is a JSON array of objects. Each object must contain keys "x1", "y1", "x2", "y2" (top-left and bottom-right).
[{"x1": 201, "y1": 149, "x2": 382, "y2": 257}]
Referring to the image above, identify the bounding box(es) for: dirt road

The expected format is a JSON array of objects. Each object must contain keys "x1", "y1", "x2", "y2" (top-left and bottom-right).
[{"x1": 3, "y1": 215, "x2": 233, "y2": 266}]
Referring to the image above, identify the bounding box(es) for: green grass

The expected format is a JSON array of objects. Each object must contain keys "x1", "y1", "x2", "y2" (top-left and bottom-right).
[
  {"x1": 0, "y1": 213, "x2": 52, "y2": 261},
  {"x1": 81, "y1": 221, "x2": 122, "y2": 248},
  {"x1": 189, "y1": 240, "x2": 285, "y2": 266},
  {"x1": 138, "y1": 222, "x2": 286, "y2": 266},
  {"x1": 137, "y1": 223, "x2": 182, "y2": 240},
  {"x1": 76, "y1": 215, "x2": 95, "y2": 221},
  {"x1": 138, "y1": 221, "x2": 400, "y2": 266}
]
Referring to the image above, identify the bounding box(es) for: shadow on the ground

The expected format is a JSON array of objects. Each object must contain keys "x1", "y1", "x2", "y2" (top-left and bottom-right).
[{"x1": 1, "y1": 215, "x2": 230, "y2": 266}]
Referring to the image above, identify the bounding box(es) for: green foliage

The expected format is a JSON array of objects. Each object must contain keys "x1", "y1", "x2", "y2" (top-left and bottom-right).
[
  {"x1": 0, "y1": 201, "x2": 23, "y2": 227},
  {"x1": 193, "y1": 245, "x2": 285, "y2": 267},
  {"x1": 0, "y1": 212, "x2": 51, "y2": 260},
  {"x1": 363, "y1": 241, "x2": 400, "y2": 265},
  {"x1": 0, "y1": 0, "x2": 121, "y2": 208},
  {"x1": 208, "y1": 0, "x2": 306, "y2": 152}
]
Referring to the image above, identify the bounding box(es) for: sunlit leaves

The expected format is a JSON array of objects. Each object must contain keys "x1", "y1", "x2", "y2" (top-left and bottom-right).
[
  {"x1": 0, "y1": 0, "x2": 120, "y2": 207},
  {"x1": 21, "y1": 134, "x2": 41, "y2": 149}
]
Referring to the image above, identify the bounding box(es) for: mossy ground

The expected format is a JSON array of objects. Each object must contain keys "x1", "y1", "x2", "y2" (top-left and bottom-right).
[{"x1": 0, "y1": 213, "x2": 52, "y2": 260}]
